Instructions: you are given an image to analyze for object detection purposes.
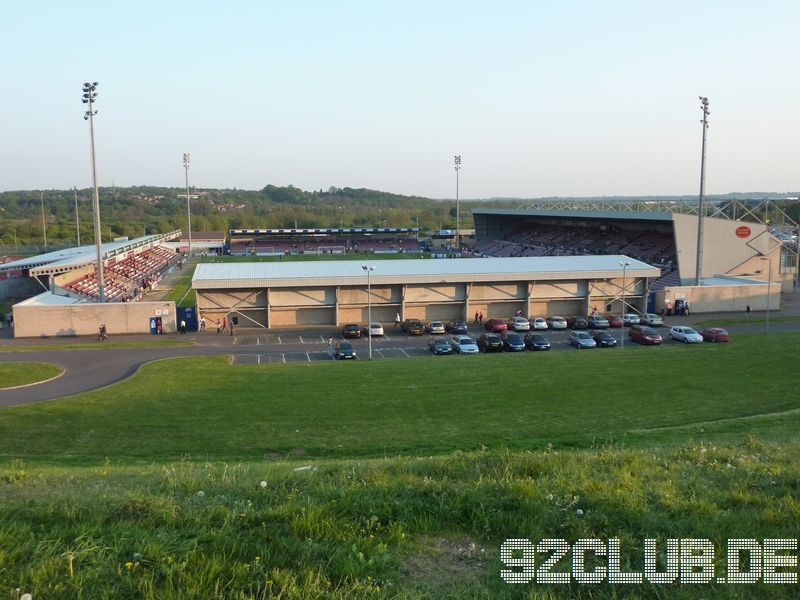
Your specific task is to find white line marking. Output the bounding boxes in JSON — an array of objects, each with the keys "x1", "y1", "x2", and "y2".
[
  {"x1": 376, "y1": 348, "x2": 384, "y2": 358},
  {"x1": 257, "y1": 354, "x2": 261, "y2": 364},
  {"x1": 306, "y1": 352, "x2": 311, "y2": 362},
  {"x1": 281, "y1": 353, "x2": 286, "y2": 363},
  {"x1": 299, "y1": 335, "x2": 304, "y2": 344},
  {"x1": 400, "y1": 348, "x2": 410, "y2": 357},
  {"x1": 277, "y1": 336, "x2": 282, "y2": 344},
  {"x1": 256, "y1": 337, "x2": 260, "y2": 345}
]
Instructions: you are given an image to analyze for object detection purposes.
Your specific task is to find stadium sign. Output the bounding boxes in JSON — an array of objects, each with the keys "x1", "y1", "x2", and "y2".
[{"x1": 735, "y1": 226, "x2": 751, "y2": 239}]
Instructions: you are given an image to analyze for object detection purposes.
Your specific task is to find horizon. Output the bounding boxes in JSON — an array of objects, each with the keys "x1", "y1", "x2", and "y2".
[{"x1": 2, "y1": 2, "x2": 798, "y2": 197}]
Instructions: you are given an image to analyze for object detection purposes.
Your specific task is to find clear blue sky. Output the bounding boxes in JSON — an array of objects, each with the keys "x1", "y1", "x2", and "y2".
[{"x1": 1, "y1": 1, "x2": 798, "y2": 198}]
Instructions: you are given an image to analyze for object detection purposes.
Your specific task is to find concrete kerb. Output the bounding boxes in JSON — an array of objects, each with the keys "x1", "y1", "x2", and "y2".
[{"x1": 0, "y1": 364, "x2": 66, "y2": 391}]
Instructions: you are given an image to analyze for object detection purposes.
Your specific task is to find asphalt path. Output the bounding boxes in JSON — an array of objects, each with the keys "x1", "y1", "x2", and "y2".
[{"x1": 1, "y1": 319, "x2": 798, "y2": 407}]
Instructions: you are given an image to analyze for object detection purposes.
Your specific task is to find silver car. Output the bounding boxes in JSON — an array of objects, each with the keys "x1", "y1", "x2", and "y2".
[
  {"x1": 642, "y1": 313, "x2": 664, "y2": 327},
  {"x1": 669, "y1": 326, "x2": 703, "y2": 344},
  {"x1": 568, "y1": 331, "x2": 597, "y2": 349},
  {"x1": 450, "y1": 335, "x2": 479, "y2": 354},
  {"x1": 546, "y1": 316, "x2": 568, "y2": 329}
]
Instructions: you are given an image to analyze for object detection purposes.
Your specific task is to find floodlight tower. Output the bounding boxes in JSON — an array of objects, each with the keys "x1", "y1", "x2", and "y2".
[
  {"x1": 40, "y1": 191, "x2": 48, "y2": 248},
  {"x1": 454, "y1": 155, "x2": 461, "y2": 251},
  {"x1": 82, "y1": 82, "x2": 105, "y2": 302},
  {"x1": 183, "y1": 153, "x2": 193, "y2": 257},
  {"x1": 74, "y1": 187, "x2": 81, "y2": 246},
  {"x1": 694, "y1": 96, "x2": 710, "y2": 286}
]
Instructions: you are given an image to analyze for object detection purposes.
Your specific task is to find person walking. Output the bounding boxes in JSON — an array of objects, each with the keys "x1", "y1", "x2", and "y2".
[
  {"x1": 394, "y1": 312, "x2": 401, "y2": 328},
  {"x1": 222, "y1": 316, "x2": 227, "y2": 332},
  {"x1": 180, "y1": 319, "x2": 187, "y2": 334},
  {"x1": 474, "y1": 312, "x2": 479, "y2": 325},
  {"x1": 746, "y1": 304, "x2": 751, "y2": 317},
  {"x1": 216, "y1": 319, "x2": 222, "y2": 334},
  {"x1": 684, "y1": 302, "x2": 690, "y2": 317},
  {"x1": 199, "y1": 317, "x2": 206, "y2": 332},
  {"x1": 229, "y1": 321, "x2": 235, "y2": 336},
  {"x1": 479, "y1": 312, "x2": 484, "y2": 325}
]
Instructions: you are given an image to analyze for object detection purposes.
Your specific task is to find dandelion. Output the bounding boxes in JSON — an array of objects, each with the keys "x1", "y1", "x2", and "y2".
[
  {"x1": 576, "y1": 509, "x2": 584, "y2": 516},
  {"x1": 196, "y1": 490, "x2": 205, "y2": 497},
  {"x1": 255, "y1": 556, "x2": 261, "y2": 562},
  {"x1": 260, "y1": 480, "x2": 268, "y2": 488},
  {"x1": 21, "y1": 595, "x2": 32, "y2": 600},
  {"x1": 125, "y1": 561, "x2": 134, "y2": 570}
]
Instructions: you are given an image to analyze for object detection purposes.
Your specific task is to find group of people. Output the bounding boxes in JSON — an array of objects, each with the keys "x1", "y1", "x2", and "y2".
[
  {"x1": 97, "y1": 324, "x2": 108, "y2": 341},
  {"x1": 473, "y1": 312, "x2": 485, "y2": 325},
  {"x1": 663, "y1": 301, "x2": 690, "y2": 317}
]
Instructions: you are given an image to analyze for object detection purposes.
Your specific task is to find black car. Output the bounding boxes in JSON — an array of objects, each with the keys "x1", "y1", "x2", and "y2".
[
  {"x1": 341, "y1": 324, "x2": 362, "y2": 339},
  {"x1": 590, "y1": 330, "x2": 618, "y2": 348},
  {"x1": 477, "y1": 333, "x2": 504, "y2": 353},
  {"x1": 428, "y1": 338, "x2": 453, "y2": 355},
  {"x1": 566, "y1": 316, "x2": 589, "y2": 329},
  {"x1": 333, "y1": 341, "x2": 357, "y2": 359},
  {"x1": 501, "y1": 331, "x2": 526, "y2": 352},
  {"x1": 524, "y1": 333, "x2": 551, "y2": 351},
  {"x1": 445, "y1": 320, "x2": 469, "y2": 334},
  {"x1": 401, "y1": 319, "x2": 425, "y2": 335}
]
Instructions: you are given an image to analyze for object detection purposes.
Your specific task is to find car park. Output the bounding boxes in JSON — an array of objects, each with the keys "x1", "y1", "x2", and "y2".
[
  {"x1": 477, "y1": 333, "x2": 504, "y2": 353},
  {"x1": 568, "y1": 331, "x2": 596, "y2": 349},
  {"x1": 501, "y1": 331, "x2": 526, "y2": 351},
  {"x1": 333, "y1": 340, "x2": 357, "y2": 359},
  {"x1": 445, "y1": 320, "x2": 469, "y2": 334},
  {"x1": 546, "y1": 316, "x2": 568, "y2": 329},
  {"x1": 401, "y1": 319, "x2": 425, "y2": 335},
  {"x1": 428, "y1": 338, "x2": 453, "y2": 355},
  {"x1": 668, "y1": 326, "x2": 704, "y2": 343},
  {"x1": 587, "y1": 315, "x2": 610, "y2": 329},
  {"x1": 642, "y1": 313, "x2": 664, "y2": 327},
  {"x1": 567, "y1": 316, "x2": 589, "y2": 330},
  {"x1": 484, "y1": 319, "x2": 508, "y2": 333},
  {"x1": 523, "y1": 333, "x2": 551, "y2": 351},
  {"x1": 590, "y1": 330, "x2": 618, "y2": 347},
  {"x1": 341, "y1": 323, "x2": 362, "y2": 339},
  {"x1": 604, "y1": 314, "x2": 623, "y2": 328},
  {"x1": 628, "y1": 325, "x2": 662, "y2": 345},
  {"x1": 451, "y1": 335, "x2": 479, "y2": 354},
  {"x1": 621, "y1": 314, "x2": 641, "y2": 326},
  {"x1": 530, "y1": 317, "x2": 549, "y2": 330},
  {"x1": 425, "y1": 321, "x2": 446, "y2": 334},
  {"x1": 507, "y1": 316, "x2": 531, "y2": 332},
  {"x1": 365, "y1": 322, "x2": 384, "y2": 337},
  {"x1": 700, "y1": 327, "x2": 730, "y2": 343}
]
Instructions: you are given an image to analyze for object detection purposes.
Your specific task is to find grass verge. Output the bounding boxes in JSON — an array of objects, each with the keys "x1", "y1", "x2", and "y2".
[
  {"x1": 0, "y1": 340, "x2": 193, "y2": 353},
  {"x1": 0, "y1": 362, "x2": 62, "y2": 388},
  {"x1": 692, "y1": 315, "x2": 800, "y2": 327}
]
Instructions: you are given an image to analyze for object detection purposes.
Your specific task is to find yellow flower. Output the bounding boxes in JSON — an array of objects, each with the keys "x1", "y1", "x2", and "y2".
[{"x1": 125, "y1": 561, "x2": 133, "y2": 570}]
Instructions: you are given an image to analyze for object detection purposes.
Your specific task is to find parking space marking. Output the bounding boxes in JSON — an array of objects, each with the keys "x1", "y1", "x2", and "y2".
[
  {"x1": 277, "y1": 336, "x2": 282, "y2": 344},
  {"x1": 400, "y1": 348, "x2": 410, "y2": 357},
  {"x1": 281, "y1": 353, "x2": 286, "y2": 363},
  {"x1": 299, "y1": 335, "x2": 304, "y2": 343},
  {"x1": 306, "y1": 352, "x2": 311, "y2": 362}
]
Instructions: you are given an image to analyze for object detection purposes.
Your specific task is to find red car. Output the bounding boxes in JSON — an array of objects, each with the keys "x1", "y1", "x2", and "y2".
[
  {"x1": 628, "y1": 325, "x2": 662, "y2": 345},
  {"x1": 484, "y1": 318, "x2": 508, "y2": 333},
  {"x1": 700, "y1": 327, "x2": 730, "y2": 342},
  {"x1": 604, "y1": 314, "x2": 623, "y2": 328}
]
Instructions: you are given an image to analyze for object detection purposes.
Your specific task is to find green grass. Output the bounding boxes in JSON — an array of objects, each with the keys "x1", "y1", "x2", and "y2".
[
  {"x1": 1, "y1": 332, "x2": 798, "y2": 598},
  {"x1": 692, "y1": 315, "x2": 800, "y2": 327},
  {"x1": 1, "y1": 332, "x2": 798, "y2": 463},
  {"x1": 0, "y1": 362, "x2": 62, "y2": 388},
  {"x1": 0, "y1": 340, "x2": 193, "y2": 353},
  {"x1": 163, "y1": 265, "x2": 197, "y2": 307}
]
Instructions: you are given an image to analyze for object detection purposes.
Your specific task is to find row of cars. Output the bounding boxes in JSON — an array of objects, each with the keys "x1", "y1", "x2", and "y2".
[{"x1": 430, "y1": 331, "x2": 553, "y2": 355}]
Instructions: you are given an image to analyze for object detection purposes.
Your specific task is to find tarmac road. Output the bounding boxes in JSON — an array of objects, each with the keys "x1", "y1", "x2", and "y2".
[{"x1": 1, "y1": 315, "x2": 799, "y2": 407}]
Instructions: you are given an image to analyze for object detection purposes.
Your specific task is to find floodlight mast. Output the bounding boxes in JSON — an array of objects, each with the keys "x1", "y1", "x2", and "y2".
[
  {"x1": 695, "y1": 96, "x2": 710, "y2": 286},
  {"x1": 183, "y1": 153, "x2": 193, "y2": 257},
  {"x1": 83, "y1": 81, "x2": 105, "y2": 302},
  {"x1": 454, "y1": 156, "x2": 461, "y2": 251}
]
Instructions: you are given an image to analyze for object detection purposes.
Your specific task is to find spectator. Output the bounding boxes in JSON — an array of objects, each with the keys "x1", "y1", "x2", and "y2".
[
  {"x1": 746, "y1": 304, "x2": 751, "y2": 317},
  {"x1": 180, "y1": 320, "x2": 187, "y2": 334}
]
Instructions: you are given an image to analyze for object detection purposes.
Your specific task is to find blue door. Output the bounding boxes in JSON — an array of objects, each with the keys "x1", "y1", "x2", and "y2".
[{"x1": 177, "y1": 307, "x2": 198, "y2": 332}]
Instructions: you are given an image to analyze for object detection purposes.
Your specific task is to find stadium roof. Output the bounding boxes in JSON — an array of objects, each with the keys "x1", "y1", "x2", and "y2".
[
  {"x1": 472, "y1": 208, "x2": 675, "y2": 222},
  {"x1": 0, "y1": 231, "x2": 180, "y2": 276},
  {"x1": 193, "y1": 256, "x2": 660, "y2": 290}
]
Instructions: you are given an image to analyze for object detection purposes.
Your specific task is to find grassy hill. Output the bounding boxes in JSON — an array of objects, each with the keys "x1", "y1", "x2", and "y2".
[{"x1": 1, "y1": 332, "x2": 798, "y2": 598}]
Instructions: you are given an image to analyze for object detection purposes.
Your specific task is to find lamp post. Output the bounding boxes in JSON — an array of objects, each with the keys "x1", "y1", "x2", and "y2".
[
  {"x1": 82, "y1": 81, "x2": 105, "y2": 302},
  {"x1": 695, "y1": 96, "x2": 710, "y2": 285},
  {"x1": 761, "y1": 257, "x2": 772, "y2": 332},
  {"x1": 619, "y1": 260, "x2": 630, "y2": 349},
  {"x1": 454, "y1": 155, "x2": 461, "y2": 251},
  {"x1": 40, "y1": 191, "x2": 48, "y2": 249},
  {"x1": 73, "y1": 187, "x2": 81, "y2": 246},
  {"x1": 183, "y1": 153, "x2": 193, "y2": 257},
  {"x1": 362, "y1": 265, "x2": 375, "y2": 360}
]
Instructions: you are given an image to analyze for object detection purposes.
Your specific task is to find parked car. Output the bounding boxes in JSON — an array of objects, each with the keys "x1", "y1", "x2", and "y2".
[
  {"x1": 477, "y1": 333, "x2": 504, "y2": 353},
  {"x1": 568, "y1": 331, "x2": 597, "y2": 349},
  {"x1": 333, "y1": 340, "x2": 357, "y2": 359},
  {"x1": 567, "y1": 316, "x2": 589, "y2": 330},
  {"x1": 700, "y1": 327, "x2": 730, "y2": 343},
  {"x1": 425, "y1": 321, "x2": 446, "y2": 334},
  {"x1": 621, "y1": 314, "x2": 641, "y2": 326},
  {"x1": 590, "y1": 330, "x2": 618, "y2": 348},
  {"x1": 484, "y1": 318, "x2": 508, "y2": 333},
  {"x1": 401, "y1": 319, "x2": 425, "y2": 335},
  {"x1": 501, "y1": 331, "x2": 526, "y2": 351},
  {"x1": 604, "y1": 314, "x2": 623, "y2": 328},
  {"x1": 445, "y1": 320, "x2": 469, "y2": 334},
  {"x1": 546, "y1": 316, "x2": 568, "y2": 329},
  {"x1": 451, "y1": 335, "x2": 479, "y2": 354},
  {"x1": 364, "y1": 322, "x2": 384, "y2": 337},
  {"x1": 669, "y1": 326, "x2": 704, "y2": 344},
  {"x1": 428, "y1": 338, "x2": 453, "y2": 355},
  {"x1": 341, "y1": 323, "x2": 362, "y2": 339},
  {"x1": 628, "y1": 325, "x2": 662, "y2": 345},
  {"x1": 507, "y1": 316, "x2": 531, "y2": 332},
  {"x1": 642, "y1": 313, "x2": 664, "y2": 327},
  {"x1": 588, "y1": 315, "x2": 610, "y2": 329},
  {"x1": 524, "y1": 333, "x2": 551, "y2": 351},
  {"x1": 530, "y1": 317, "x2": 549, "y2": 330}
]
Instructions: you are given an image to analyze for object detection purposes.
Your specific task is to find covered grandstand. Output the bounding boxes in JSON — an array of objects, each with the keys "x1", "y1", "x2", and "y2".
[{"x1": 229, "y1": 227, "x2": 420, "y2": 256}]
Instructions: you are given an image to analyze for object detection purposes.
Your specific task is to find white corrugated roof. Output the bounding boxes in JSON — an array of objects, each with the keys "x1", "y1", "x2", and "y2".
[{"x1": 193, "y1": 255, "x2": 659, "y2": 289}]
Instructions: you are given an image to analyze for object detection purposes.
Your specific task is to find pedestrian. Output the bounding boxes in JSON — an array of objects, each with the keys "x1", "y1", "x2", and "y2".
[
  {"x1": 394, "y1": 312, "x2": 401, "y2": 328},
  {"x1": 230, "y1": 321, "x2": 235, "y2": 336},
  {"x1": 216, "y1": 319, "x2": 222, "y2": 334},
  {"x1": 327, "y1": 338, "x2": 334, "y2": 358},
  {"x1": 180, "y1": 319, "x2": 187, "y2": 334},
  {"x1": 474, "y1": 312, "x2": 479, "y2": 325},
  {"x1": 684, "y1": 302, "x2": 690, "y2": 317},
  {"x1": 98, "y1": 324, "x2": 107, "y2": 341},
  {"x1": 746, "y1": 304, "x2": 751, "y2": 317},
  {"x1": 222, "y1": 316, "x2": 227, "y2": 332},
  {"x1": 199, "y1": 317, "x2": 206, "y2": 332},
  {"x1": 479, "y1": 312, "x2": 484, "y2": 325},
  {"x1": 591, "y1": 306, "x2": 598, "y2": 317}
]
